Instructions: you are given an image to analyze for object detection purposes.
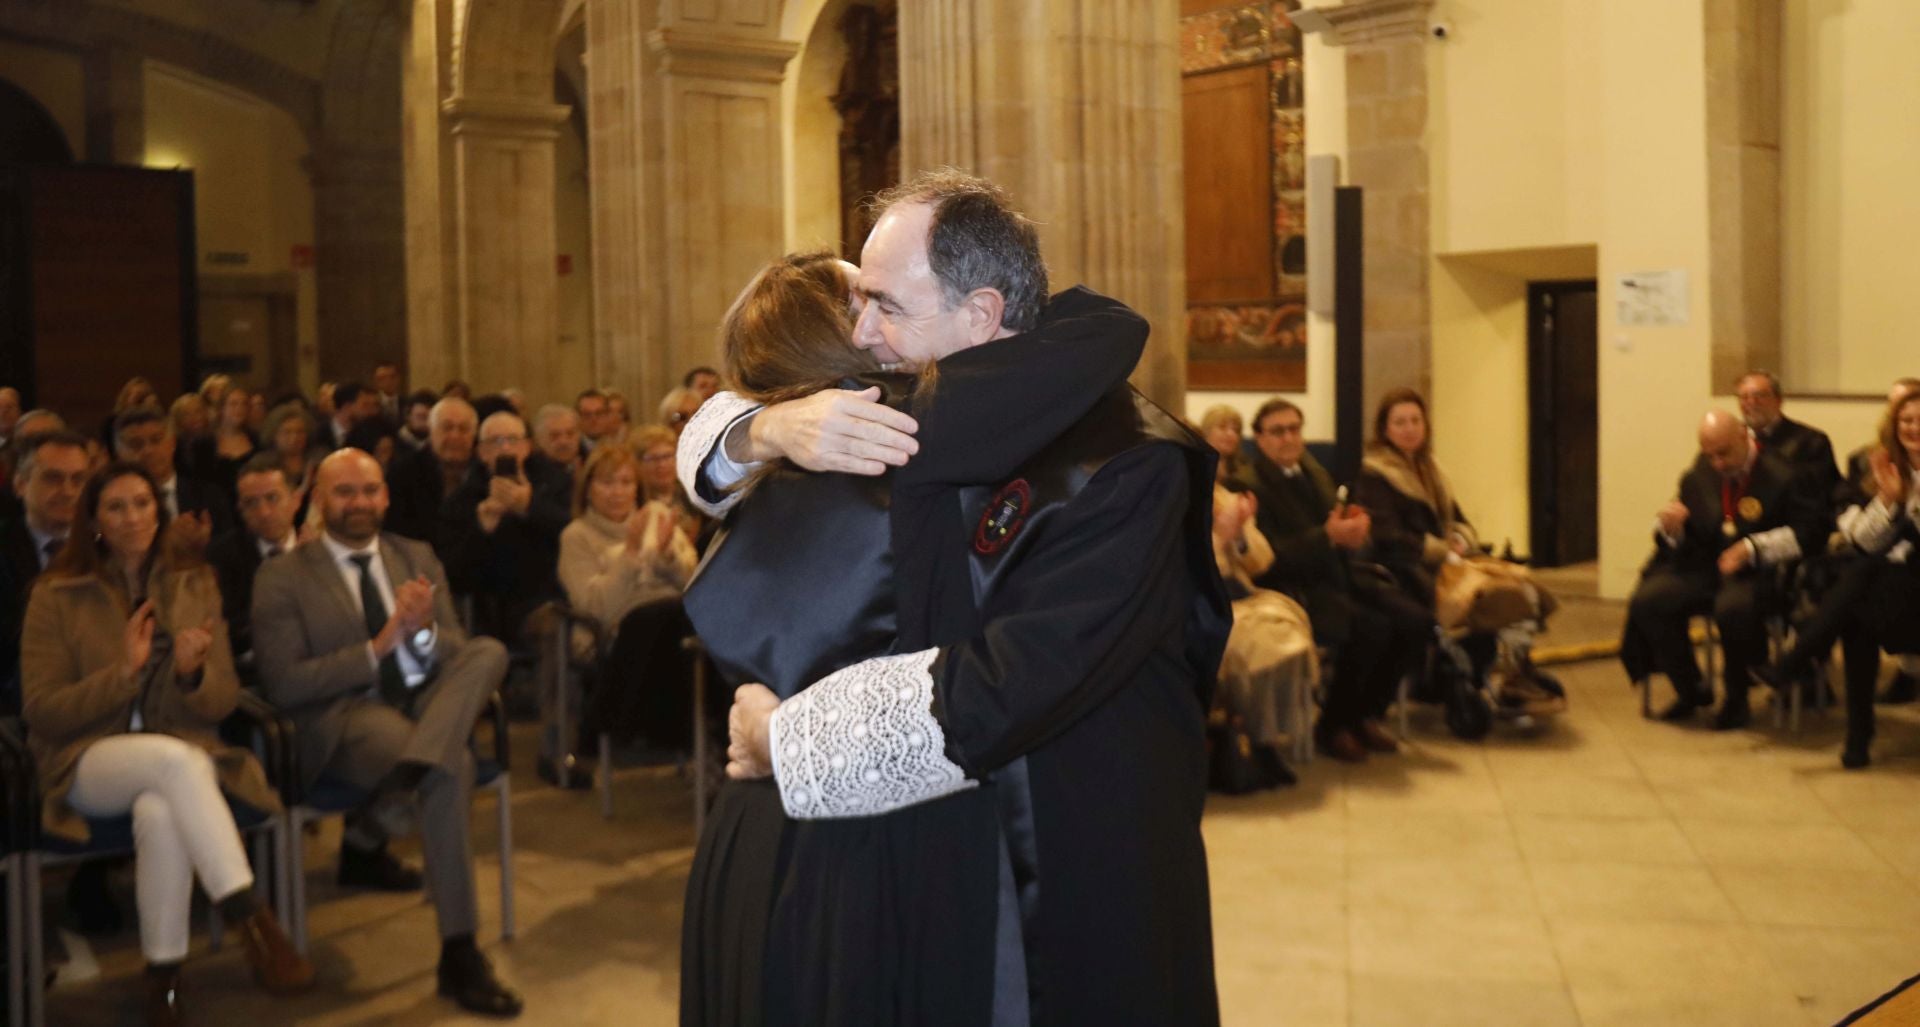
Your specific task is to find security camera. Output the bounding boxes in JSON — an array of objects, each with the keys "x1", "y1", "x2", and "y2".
[{"x1": 1431, "y1": 22, "x2": 1451, "y2": 40}]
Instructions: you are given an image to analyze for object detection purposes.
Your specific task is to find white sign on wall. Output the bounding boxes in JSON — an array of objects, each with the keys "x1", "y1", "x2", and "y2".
[{"x1": 1617, "y1": 269, "x2": 1689, "y2": 327}]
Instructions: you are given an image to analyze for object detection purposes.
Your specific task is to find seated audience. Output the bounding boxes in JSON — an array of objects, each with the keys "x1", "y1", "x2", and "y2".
[
  {"x1": 1211, "y1": 480, "x2": 1313, "y2": 782},
  {"x1": 575, "y1": 389, "x2": 616, "y2": 453},
  {"x1": 1845, "y1": 377, "x2": 1920, "y2": 500},
  {"x1": 2, "y1": 430, "x2": 89, "y2": 714},
  {"x1": 1238, "y1": 398, "x2": 1424, "y2": 761},
  {"x1": 247, "y1": 390, "x2": 268, "y2": 434},
  {"x1": 1738, "y1": 369, "x2": 1839, "y2": 495},
  {"x1": 1757, "y1": 389, "x2": 1920, "y2": 767},
  {"x1": 167, "y1": 393, "x2": 212, "y2": 476},
  {"x1": 372, "y1": 360, "x2": 404, "y2": 422},
  {"x1": 550, "y1": 444, "x2": 698, "y2": 783},
  {"x1": 114, "y1": 408, "x2": 232, "y2": 538},
  {"x1": 385, "y1": 397, "x2": 480, "y2": 546},
  {"x1": 190, "y1": 384, "x2": 259, "y2": 500},
  {"x1": 260, "y1": 402, "x2": 325, "y2": 527},
  {"x1": 441, "y1": 410, "x2": 570, "y2": 640},
  {"x1": 398, "y1": 389, "x2": 439, "y2": 452},
  {"x1": 252, "y1": 449, "x2": 521, "y2": 1016},
  {"x1": 605, "y1": 389, "x2": 633, "y2": 438},
  {"x1": 207, "y1": 454, "x2": 301, "y2": 672},
  {"x1": 0, "y1": 385, "x2": 19, "y2": 448},
  {"x1": 21, "y1": 462, "x2": 312, "y2": 1021},
  {"x1": 533, "y1": 404, "x2": 585, "y2": 479},
  {"x1": 441, "y1": 379, "x2": 473, "y2": 401},
  {"x1": 501, "y1": 388, "x2": 529, "y2": 416},
  {"x1": 684, "y1": 366, "x2": 720, "y2": 403},
  {"x1": 326, "y1": 381, "x2": 383, "y2": 451},
  {"x1": 345, "y1": 416, "x2": 400, "y2": 469},
  {"x1": 1621, "y1": 410, "x2": 1827, "y2": 728},
  {"x1": 659, "y1": 386, "x2": 702, "y2": 437},
  {"x1": 1199, "y1": 404, "x2": 1245, "y2": 483}
]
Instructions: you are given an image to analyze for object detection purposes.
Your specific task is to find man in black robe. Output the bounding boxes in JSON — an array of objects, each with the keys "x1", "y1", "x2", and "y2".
[
  {"x1": 1736, "y1": 370, "x2": 1838, "y2": 496},
  {"x1": 1621, "y1": 410, "x2": 1827, "y2": 728},
  {"x1": 684, "y1": 170, "x2": 1229, "y2": 1025}
]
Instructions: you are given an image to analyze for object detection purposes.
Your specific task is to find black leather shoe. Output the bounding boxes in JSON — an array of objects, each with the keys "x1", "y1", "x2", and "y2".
[
  {"x1": 438, "y1": 945, "x2": 523, "y2": 1018},
  {"x1": 337, "y1": 843, "x2": 423, "y2": 892},
  {"x1": 1842, "y1": 741, "x2": 1871, "y2": 770},
  {"x1": 1878, "y1": 672, "x2": 1919, "y2": 705},
  {"x1": 537, "y1": 755, "x2": 593, "y2": 791},
  {"x1": 1711, "y1": 704, "x2": 1752, "y2": 731},
  {"x1": 1657, "y1": 697, "x2": 1703, "y2": 722},
  {"x1": 145, "y1": 965, "x2": 185, "y2": 1027}
]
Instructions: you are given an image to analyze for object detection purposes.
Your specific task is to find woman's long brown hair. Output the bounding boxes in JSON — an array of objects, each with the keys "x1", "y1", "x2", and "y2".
[
  {"x1": 720, "y1": 251, "x2": 877, "y2": 405},
  {"x1": 1371, "y1": 386, "x2": 1433, "y2": 461}
]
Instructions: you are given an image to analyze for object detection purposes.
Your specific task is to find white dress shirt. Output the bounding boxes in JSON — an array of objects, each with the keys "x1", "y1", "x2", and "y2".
[{"x1": 320, "y1": 533, "x2": 437, "y2": 688}]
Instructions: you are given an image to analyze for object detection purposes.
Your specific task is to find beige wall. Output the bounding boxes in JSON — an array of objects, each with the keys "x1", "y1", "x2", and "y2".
[
  {"x1": 96, "y1": 0, "x2": 343, "y2": 80},
  {"x1": 143, "y1": 60, "x2": 317, "y2": 384},
  {"x1": 1781, "y1": 0, "x2": 1920, "y2": 394},
  {"x1": 0, "y1": 38, "x2": 86, "y2": 155}
]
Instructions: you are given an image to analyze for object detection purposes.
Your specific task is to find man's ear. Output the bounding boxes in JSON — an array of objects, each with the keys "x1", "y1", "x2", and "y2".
[{"x1": 961, "y1": 288, "x2": 1007, "y2": 346}]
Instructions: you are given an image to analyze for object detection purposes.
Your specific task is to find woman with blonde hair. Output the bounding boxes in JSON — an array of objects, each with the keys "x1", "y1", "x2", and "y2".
[
  {"x1": 1199, "y1": 404, "x2": 1246, "y2": 482},
  {"x1": 546, "y1": 442, "x2": 700, "y2": 782},
  {"x1": 1758, "y1": 387, "x2": 1920, "y2": 768},
  {"x1": 21, "y1": 463, "x2": 312, "y2": 1022}
]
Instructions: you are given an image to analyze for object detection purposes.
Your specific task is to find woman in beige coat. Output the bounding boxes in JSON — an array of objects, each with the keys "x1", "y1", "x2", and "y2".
[{"x1": 21, "y1": 462, "x2": 311, "y2": 1024}]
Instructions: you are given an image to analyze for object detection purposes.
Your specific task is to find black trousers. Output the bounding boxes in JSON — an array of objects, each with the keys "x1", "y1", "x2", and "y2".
[
  {"x1": 1315, "y1": 584, "x2": 1430, "y2": 733},
  {"x1": 1622, "y1": 566, "x2": 1766, "y2": 706},
  {"x1": 1782, "y1": 558, "x2": 1920, "y2": 745}
]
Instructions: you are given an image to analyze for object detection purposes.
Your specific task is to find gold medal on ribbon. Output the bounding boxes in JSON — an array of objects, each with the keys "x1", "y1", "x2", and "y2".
[
  {"x1": 1737, "y1": 496, "x2": 1762, "y2": 521},
  {"x1": 1722, "y1": 517, "x2": 1737, "y2": 538}
]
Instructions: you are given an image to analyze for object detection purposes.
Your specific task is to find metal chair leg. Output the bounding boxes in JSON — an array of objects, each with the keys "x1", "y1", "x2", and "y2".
[
  {"x1": 6, "y1": 855, "x2": 23, "y2": 1026},
  {"x1": 25, "y1": 853, "x2": 43, "y2": 1027},
  {"x1": 288, "y1": 809, "x2": 312, "y2": 958},
  {"x1": 553, "y1": 627, "x2": 572, "y2": 790},
  {"x1": 599, "y1": 733, "x2": 614, "y2": 821},
  {"x1": 496, "y1": 776, "x2": 514, "y2": 941}
]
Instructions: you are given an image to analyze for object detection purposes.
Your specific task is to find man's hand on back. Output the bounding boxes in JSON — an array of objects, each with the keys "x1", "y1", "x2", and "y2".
[{"x1": 736, "y1": 387, "x2": 920, "y2": 476}]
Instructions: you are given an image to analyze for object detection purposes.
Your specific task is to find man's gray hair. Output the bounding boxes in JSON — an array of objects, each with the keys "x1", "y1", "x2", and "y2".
[
  {"x1": 429, "y1": 396, "x2": 477, "y2": 432},
  {"x1": 533, "y1": 403, "x2": 576, "y2": 432},
  {"x1": 13, "y1": 429, "x2": 88, "y2": 483},
  {"x1": 871, "y1": 168, "x2": 1049, "y2": 334}
]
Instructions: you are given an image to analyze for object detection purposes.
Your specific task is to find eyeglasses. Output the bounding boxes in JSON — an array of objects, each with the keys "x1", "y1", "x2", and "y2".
[
  {"x1": 1258, "y1": 423, "x2": 1304, "y2": 437},
  {"x1": 480, "y1": 434, "x2": 527, "y2": 446}
]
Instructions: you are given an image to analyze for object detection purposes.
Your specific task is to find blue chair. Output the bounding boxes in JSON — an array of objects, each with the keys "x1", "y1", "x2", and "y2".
[
  {"x1": 0, "y1": 694, "x2": 294, "y2": 1027},
  {"x1": 282, "y1": 689, "x2": 514, "y2": 956}
]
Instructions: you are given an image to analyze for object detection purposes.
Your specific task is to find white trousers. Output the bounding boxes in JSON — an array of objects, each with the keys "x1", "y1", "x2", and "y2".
[{"x1": 65, "y1": 734, "x2": 255, "y2": 963}]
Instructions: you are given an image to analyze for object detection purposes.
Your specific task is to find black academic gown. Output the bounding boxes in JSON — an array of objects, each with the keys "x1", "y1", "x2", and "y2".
[
  {"x1": 679, "y1": 288, "x2": 1221, "y2": 1027},
  {"x1": 1758, "y1": 415, "x2": 1839, "y2": 496},
  {"x1": 0, "y1": 516, "x2": 48, "y2": 715}
]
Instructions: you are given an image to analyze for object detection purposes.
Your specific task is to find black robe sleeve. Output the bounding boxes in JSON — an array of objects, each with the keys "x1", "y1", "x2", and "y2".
[{"x1": 929, "y1": 444, "x2": 1197, "y2": 777}]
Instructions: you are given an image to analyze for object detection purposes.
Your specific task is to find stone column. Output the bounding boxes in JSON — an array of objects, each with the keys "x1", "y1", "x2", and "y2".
[
  {"x1": 899, "y1": 0, "x2": 1189, "y2": 411},
  {"x1": 444, "y1": 96, "x2": 571, "y2": 400},
  {"x1": 584, "y1": 0, "x2": 798, "y2": 409},
  {"x1": 313, "y1": 144, "x2": 406, "y2": 384},
  {"x1": 83, "y1": 45, "x2": 144, "y2": 163},
  {"x1": 1312, "y1": 0, "x2": 1436, "y2": 415},
  {"x1": 1704, "y1": 0, "x2": 1780, "y2": 388}
]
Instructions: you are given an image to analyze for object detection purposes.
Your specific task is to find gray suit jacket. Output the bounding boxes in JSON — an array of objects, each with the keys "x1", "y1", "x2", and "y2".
[{"x1": 252, "y1": 532, "x2": 470, "y2": 784}]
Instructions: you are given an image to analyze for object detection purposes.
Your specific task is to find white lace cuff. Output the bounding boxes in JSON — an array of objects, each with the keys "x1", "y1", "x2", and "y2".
[
  {"x1": 1748, "y1": 524, "x2": 1802, "y2": 566},
  {"x1": 767, "y1": 648, "x2": 976, "y2": 820},
  {"x1": 676, "y1": 391, "x2": 762, "y2": 518}
]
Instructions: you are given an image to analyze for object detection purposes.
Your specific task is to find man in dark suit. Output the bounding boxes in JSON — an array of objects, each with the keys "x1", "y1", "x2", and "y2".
[
  {"x1": 252, "y1": 448, "x2": 521, "y2": 1016},
  {"x1": 1622, "y1": 410, "x2": 1829, "y2": 728},
  {"x1": 386, "y1": 396, "x2": 480, "y2": 547},
  {"x1": 326, "y1": 381, "x2": 384, "y2": 452},
  {"x1": 113, "y1": 407, "x2": 233, "y2": 537},
  {"x1": 1, "y1": 429, "x2": 88, "y2": 714},
  {"x1": 438, "y1": 410, "x2": 569, "y2": 641},
  {"x1": 1237, "y1": 398, "x2": 1427, "y2": 761},
  {"x1": 209, "y1": 454, "x2": 299, "y2": 671},
  {"x1": 1737, "y1": 370, "x2": 1838, "y2": 496}
]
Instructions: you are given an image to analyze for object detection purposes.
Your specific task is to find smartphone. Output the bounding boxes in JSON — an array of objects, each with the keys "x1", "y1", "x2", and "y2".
[{"x1": 493, "y1": 455, "x2": 519, "y2": 479}]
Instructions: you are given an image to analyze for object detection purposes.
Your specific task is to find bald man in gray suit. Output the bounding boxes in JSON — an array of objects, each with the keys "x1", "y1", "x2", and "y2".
[{"x1": 252, "y1": 449, "x2": 523, "y2": 1017}]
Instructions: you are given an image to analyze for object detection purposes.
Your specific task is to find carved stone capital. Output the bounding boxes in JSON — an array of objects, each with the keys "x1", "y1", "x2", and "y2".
[
  {"x1": 441, "y1": 96, "x2": 572, "y2": 140},
  {"x1": 1300, "y1": 0, "x2": 1435, "y2": 47},
  {"x1": 646, "y1": 29, "x2": 801, "y2": 83}
]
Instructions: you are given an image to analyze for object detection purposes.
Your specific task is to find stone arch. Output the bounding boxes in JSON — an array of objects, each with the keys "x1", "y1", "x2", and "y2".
[
  {"x1": 0, "y1": 77, "x2": 75, "y2": 163},
  {"x1": 455, "y1": 0, "x2": 567, "y2": 100}
]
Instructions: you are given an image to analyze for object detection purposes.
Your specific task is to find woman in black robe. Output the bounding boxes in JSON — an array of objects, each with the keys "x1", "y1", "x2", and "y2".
[{"x1": 677, "y1": 252, "x2": 1148, "y2": 1026}]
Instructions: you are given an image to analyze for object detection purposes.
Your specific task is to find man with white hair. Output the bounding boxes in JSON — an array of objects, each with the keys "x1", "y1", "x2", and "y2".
[
  {"x1": 386, "y1": 397, "x2": 480, "y2": 545},
  {"x1": 1622, "y1": 409, "x2": 1828, "y2": 728},
  {"x1": 531, "y1": 404, "x2": 583, "y2": 477},
  {"x1": 439, "y1": 410, "x2": 569, "y2": 645}
]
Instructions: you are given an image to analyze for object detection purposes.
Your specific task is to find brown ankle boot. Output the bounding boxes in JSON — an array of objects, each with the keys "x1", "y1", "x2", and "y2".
[
  {"x1": 145, "y1": 965, "x2": 185, "y2": 1027},
  {"x1": 239, "y1": 906, "x2": 316, "y2": 995}
]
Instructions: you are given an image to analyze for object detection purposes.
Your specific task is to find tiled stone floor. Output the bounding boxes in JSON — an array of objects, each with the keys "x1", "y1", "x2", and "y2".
[{"x1": 36, "y1": 629, "x2": 1920, "y2": 1025}]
